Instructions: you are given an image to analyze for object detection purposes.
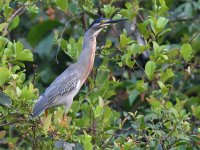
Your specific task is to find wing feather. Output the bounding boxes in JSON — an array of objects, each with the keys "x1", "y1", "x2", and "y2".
[{"x1": 33, "y1": 67, "x2": 80, "y2": 116}]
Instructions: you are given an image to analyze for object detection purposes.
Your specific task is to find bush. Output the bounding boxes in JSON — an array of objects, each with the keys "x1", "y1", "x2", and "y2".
[{"x1": 0, "y1": 0, "x2": 200, "y2": 149}]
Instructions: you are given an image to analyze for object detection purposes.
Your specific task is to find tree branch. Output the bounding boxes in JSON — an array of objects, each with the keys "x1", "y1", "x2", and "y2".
[{"x1": 3, "y1": 3, "x2": 26, "y2": 35}]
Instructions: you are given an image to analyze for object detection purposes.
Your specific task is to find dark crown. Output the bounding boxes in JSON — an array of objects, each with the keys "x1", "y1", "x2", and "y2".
[{"x1": 89, "y1": 18, "x2": 107, "y2": 28}]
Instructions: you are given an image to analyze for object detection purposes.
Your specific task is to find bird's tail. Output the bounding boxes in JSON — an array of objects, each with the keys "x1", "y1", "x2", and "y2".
[{"x1": 32, "y1": 95, "x2": 47, "y2": 117}]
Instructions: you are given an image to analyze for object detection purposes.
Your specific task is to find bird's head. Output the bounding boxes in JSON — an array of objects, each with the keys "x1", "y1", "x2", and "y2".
[{"x1": 87, "y1": 18, "x2": 127, "y2": 37}]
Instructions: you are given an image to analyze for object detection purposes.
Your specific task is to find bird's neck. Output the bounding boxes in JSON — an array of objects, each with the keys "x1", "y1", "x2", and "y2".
[{"x1": 77, "y1": 31, "x2": 97, "y2": 84}]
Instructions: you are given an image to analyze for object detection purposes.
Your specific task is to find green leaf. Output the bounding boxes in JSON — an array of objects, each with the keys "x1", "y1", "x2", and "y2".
[
  {"x1": 121, "y1": 54, "x2": 135, "y2": 68},
  {"x1": 16, "y1": 49, "x2": 33, "y2": 61},
  {"x1": 190, "y1": 135, "x2": 200, "y2": 142},
  {"x1": 120, "y1": 2, "x2": 137, "y2": 20},
  {"x1": 43, "y1": 114, "x2": 52, "y2": 131},
  {"x1": 95, "y1": 105, "x2": 103, "y2": 118},
  {"x1": 3, "y1": 5, "x2": 13, "y2": 19},
  {"x1": 0, "y1": 91, "x2": 12, "y2": 107},
  {"x1": 166, "y1": 101, "x2": 173, "y2": 109},
  {"x1": 158, "y1": 28, "x2": 171, "y2": 37},
  {"x1": 20, "y1": 85, "x2": 37, "y2": 100},
  {"x1": 11, "y1": 61, "x2": 25, "y2": 68},
  {"x1": 137, "y1": 21, "x2": 150, "y2": 39},
  {"x1": 0, "y1": 130, "x2": 6, "y2": 139},
  {"x1": 81, "y1": 0, "x2": 94, "y2": 12},
  {"x1": 184, "y1": 3, "x2": 193, "y2": 18},
  {"x1": 120, "y1": 33, "x2": 131, "y2": 47},
  {"x1": 157, "y1": 17, "x2": 168, "y2": 29},
  {"x1": 153, "y1": 41, "x2": 159, "y2": 57},
  {"x1": 173, "y1": 140, "x2": 191, "y2": 147},
  {"x1": 0, "y1": 36, "x2": 8, "y2": 50},
  {"x1": 0, "y1": 67, "x2": 10, "y2": 86},
  {"x1": 129, "y1": 89, "x2": 139, "y2": 106},
  {"x1": 145, "y1": 61, "x2": 156, "y2": 80},
  {"x1": 157, "y1": 81, "x2": 169, "y2": 95},
  {"x1": 130, "y1": 43, "x2": 141, "y2": 55},
  {"x1": 158, "y1": 0, "x2": 168, "y2": 15},
  {"x1": 136, "y1": 115, "x2": 146, "y2": 129},
  {"x1": 161, "y1": 69, "x2": 174, "y2": 83},
  {"x1": 60, "y1": 38, "x2": 68, "y2": 50},
  {"x1": 180, "y1": 43, "x2": 192, "y2": 62},
  {"x1": 13, "y1": 41, "x2": 33, "y2": 61},
  {"x1": 96, "y1": 68, "x2": 109, "y2": 85},
  {"x1": 147, "y1": 97, "x2": 162, "y2": 109},
  {"x1": 192, "y1": 105, "x2": 200, "y2": 119},
  {"x1": 112, "y1": 14, "x2": 123, "y2": 20},
  {"x1": 149, "y1": 17, "x2": 168, "y2": 35},
  {"x1": 64, "y1": 37, "x2": 83, "y2": 61},
  {"x1": 0, "y1": 23, "x2": 8, "y2": 32},
  {"x1": 136, "y1": 80, "x2": 148, "y2": 92},
  {"x1": 83, "y1": 131, "x2": 93, "y2": 150},
  {"x1": 26, "y1": 4, "x2": 39, "y2": 14},
  {"x1": 101, "y1": 4, "x2": 116, "y2": 18},
  {"x1": 56, "y1": 0, "x2": 68, "y2": 12},
  {"x1": 8, "y1": 15, "x2": 19, "y2": 31}
]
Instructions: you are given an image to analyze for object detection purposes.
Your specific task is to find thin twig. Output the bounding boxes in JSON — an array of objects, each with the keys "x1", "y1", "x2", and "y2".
[
  {"x1": 56, "y1": 16, "x2": 80, "y2": 64},
  {"x1": 81, "y1": 11, "x2": 87, "y2": 31},
  {"x1": 32, "y1": 64, "x2": 37, "y2": 85},
  {"x1": 135, "y1": 59, "x2": 145, "y2": 72},
  {"x1": 82, "y1": 127, "x2": 141, "y2": 148},
  {"x1": 188, "y1": 31, "x2": 200, "y2": 43},
  {"x1": 32, "y1": 123, "x2": 37, "y2": 149},
  {"x1": 166, "y1": 118, "x2": 182, "y2": 140},
  {"x1": 81, "y1": 127, "x2": 126, "y2": 138},
  {"x1": 0, "y1": 119, "x2": 26, "y2": 127},
  {"x1": 111, "y1": 25, "x2": 120, "y2": 40},
  {"x1": 3, "y1": 3, "x2": 26, "y2": 35},
  {"x1": 102, "y1": 129, "x2": 118, "y2": 148},
  {"x1": 170, "y1": 16, "x2": 200, "y2": 23}
]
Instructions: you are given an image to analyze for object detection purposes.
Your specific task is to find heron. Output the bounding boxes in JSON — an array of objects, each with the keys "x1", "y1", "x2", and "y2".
[{"x1": 33, "y1": 18, "x2": 127, "y2": 117}]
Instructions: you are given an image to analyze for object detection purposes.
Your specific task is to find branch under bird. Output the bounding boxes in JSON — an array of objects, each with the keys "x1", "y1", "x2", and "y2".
[{"x1": 32, "y1": 18, "x2": 127, "y2": 117}]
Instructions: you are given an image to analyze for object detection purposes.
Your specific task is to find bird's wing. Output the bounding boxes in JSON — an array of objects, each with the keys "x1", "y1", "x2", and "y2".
[
  {"x1": 45, "y1": 72, "x2": 80, "y2": 105},
  {"x1": 33, "y1": 67, "x2": 80, "y2": 116}
]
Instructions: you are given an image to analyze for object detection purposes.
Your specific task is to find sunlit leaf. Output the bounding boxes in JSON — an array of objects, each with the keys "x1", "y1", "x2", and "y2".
[
  {"x1": 43, "y1": 114, "x2": 52, "y2": 131},
  {"x1": 180, "y1": 43, "x2": 192, "y2": 62},
  {"x1": 136, "y1": 80, "x2": 148, "y2": 92},
  {"x1": 56, "y1": 0, "x2": 68, "y2": 12},
  {"x1": 9, "y1": 15, "x2": 19, "y2": 31},
  {"x1": 0, "y1": 130, "x2": 6, "y2": 139},
  {"x1": 16, "y1": 49, "x2": 33, "y2": 61},
  {"x1": 160, "y1": 69, "x2": 174, "y2": 83},
  {"x1": 0, "y1": 67, "x2": 10, "y2": 86},
  {"x1": 157, "y1": 17, "x2": 168, "y2": 29},
  {"x1": 147, "y1": 97, "x2": 162, "y2": 109},
  {"x1": 145, "y1": 61, "x2": 156, "y2": 80},
  {"x1": 82, "y1": 131, "x2": 93, "y2": 150},
  {"x1": 0, "y1": 23, "x2": 8, "y2": 32},
  {"x1": 192, "y1": 105, "x2": 200, "y2": 119}
]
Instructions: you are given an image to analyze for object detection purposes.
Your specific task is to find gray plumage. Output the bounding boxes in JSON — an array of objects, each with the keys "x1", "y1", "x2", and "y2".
[
  {"x1": 33, "y1": 66, "x2": 80, "y2": 116},
  {"x1": 33, "y1": 18, "x2": 127, "y2": 117}
]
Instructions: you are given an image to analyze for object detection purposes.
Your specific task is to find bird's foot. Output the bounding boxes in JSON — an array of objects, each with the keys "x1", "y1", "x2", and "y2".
[
  {"x1": 62, "y1": 113, "x2": 67, "y2": 121},
  {"x1": 60, "y1": 114, "x2": 71, "y2": 127}
]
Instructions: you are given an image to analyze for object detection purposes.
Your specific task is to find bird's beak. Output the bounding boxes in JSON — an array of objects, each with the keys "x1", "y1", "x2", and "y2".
[
  {"x1": 105, "y1": 18, "x2": 128, "y2": 24},
  {"x1": 99, "y1": 18, "x2": 127, "y2": 28}
]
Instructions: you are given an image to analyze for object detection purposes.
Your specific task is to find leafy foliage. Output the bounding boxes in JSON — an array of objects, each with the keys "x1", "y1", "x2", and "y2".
[{"x1": 0, "y1": 0, "x2": 200, "y2": 149}]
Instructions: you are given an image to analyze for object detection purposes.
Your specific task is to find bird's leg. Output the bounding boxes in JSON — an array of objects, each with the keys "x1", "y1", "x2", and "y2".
[{"x1": 62, "y1": 104, "x2": 68, "y2": 121}]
